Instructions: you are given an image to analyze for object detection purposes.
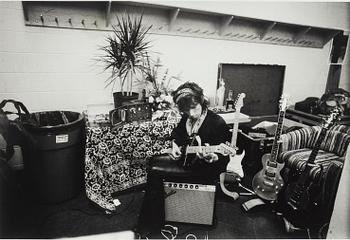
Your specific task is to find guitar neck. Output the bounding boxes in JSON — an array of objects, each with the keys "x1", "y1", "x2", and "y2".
[
  {"x1": 308, "y1": 127, "x2": 328, "y2": 165},
  {"x1": 296, "y1": 127, "x2": 328, "y2": 184},
  {"x1": 230, "y1": 113, "x2": 240, "y2": 147},
  {"x1": 186, "y1": 145, "x2": 220, "y2": 154},
  {"x1": 270, "y1": 110, "x2": 286, "y2": 161}
]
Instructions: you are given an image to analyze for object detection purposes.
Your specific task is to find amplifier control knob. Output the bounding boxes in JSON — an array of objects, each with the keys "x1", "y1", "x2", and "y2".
[
  {"x1": 179, "y1": 184, "x2": 183, "y2": 188},
  {"x1": 174, "y1": 184, "x2": 177, "y2": 187},
  {"x1": 195, "y1": 185, "x2": 199, "y2": 189},
  {"x1": 190, "y1": 185, "x2": 193, "y2": 189},
  {"x1": 184, "y1": 184, "x2": 188, "y2": 188}
]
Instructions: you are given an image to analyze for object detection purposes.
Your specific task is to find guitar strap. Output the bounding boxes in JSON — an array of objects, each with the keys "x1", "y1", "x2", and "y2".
[
  {"x1": 185, "y1": 109, "x2": 207, "y2": 136},
  {"x1": 219, "y1": 172, "x2": 239, "y2": 200},
  {"x1": 194, "y1": 135, "x2": 201, "y2": 147},
  {"x1": 182, "y1": 135, "x2": 202, "y2": 167}
]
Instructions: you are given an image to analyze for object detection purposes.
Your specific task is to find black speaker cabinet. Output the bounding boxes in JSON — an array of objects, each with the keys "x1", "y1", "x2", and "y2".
[
  {"x1": 237, "y1": 131, "x2": 274, "y2": 175},
  {"x1": 237, "y1": 115, "x2": 290, "y2": 175},
  {"x1": 163, "y1": 181, "x2": 216, "y2": 225},
  {"x1": 237, "y1": 115, "x2": 277, "y2": 175}
]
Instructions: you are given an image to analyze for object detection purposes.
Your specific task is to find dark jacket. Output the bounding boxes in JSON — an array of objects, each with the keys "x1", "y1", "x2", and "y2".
[{"x1": 171, "y1": 110, "x2": 231, "y2": 174}]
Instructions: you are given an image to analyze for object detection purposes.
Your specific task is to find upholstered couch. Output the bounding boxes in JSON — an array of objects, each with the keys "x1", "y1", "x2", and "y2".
[{"x1": 279, "y1": 124, "x2": 350, "y2": 181}]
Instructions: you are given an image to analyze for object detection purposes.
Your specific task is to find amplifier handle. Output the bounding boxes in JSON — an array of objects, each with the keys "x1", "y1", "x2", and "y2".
[
  {"x1": 110, "y1": 107, "x2": 126, "y2": 125},
  {"x1": 120, "y1": 109, "x2": 126, "y2": 122}
]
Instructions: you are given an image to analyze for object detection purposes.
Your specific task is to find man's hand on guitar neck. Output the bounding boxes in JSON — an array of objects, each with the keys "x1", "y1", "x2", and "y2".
[
  {"x1": 169, "y1": 141, "x2": 219, "y2": 163},
  {"x1": 197, "y1": 143, "x2": 219, "y2": 163}
]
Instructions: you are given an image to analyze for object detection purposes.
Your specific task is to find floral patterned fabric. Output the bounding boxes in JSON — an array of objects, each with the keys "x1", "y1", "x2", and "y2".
[{"x1": 85, "y1": 119, "x2": 177, "y2": 212}]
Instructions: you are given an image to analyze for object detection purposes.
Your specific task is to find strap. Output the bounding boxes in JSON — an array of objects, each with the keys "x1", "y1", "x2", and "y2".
[
  {"x1": 219, "y1": 172, "x2": 239, "y2": 200},
  {"x1": 0, "y1": 99, "x2": 30, "y2": 117}
]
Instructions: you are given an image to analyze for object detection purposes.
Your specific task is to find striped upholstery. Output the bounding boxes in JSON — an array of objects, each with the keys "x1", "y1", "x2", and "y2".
[{"x1": 279, "y1": 125, "x2": 350, "y2": 181}]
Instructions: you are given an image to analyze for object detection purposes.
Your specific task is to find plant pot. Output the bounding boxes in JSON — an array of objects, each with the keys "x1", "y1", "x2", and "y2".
[{"x1": 113, "y1": 92, "x2": 139, "y2": 108}]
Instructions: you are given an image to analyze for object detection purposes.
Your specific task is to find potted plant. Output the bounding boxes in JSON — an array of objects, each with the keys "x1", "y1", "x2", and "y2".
[{"x1": 98, "y1": 13, "x2": 152, "y2": 107}]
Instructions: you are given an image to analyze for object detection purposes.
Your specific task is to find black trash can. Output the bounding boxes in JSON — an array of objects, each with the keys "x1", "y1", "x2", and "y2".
[{"x1": 22, "y1": 111, "x2": 85, "y2": 204}]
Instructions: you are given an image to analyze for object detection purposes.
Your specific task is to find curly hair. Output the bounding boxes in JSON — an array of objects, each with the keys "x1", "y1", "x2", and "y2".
[{"x1": 172, "y1": 82, "x2": 209, "y2": 113}]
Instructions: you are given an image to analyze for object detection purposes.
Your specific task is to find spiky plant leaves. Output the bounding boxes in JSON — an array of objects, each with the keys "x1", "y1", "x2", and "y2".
[{"x1": 98, "y1": 13, "x2": 152, "y2": 94}]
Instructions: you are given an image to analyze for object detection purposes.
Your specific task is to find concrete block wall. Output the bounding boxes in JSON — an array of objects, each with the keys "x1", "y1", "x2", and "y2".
[{"x1": 0, "y1": 1, "x2": 349, "y2": 113}]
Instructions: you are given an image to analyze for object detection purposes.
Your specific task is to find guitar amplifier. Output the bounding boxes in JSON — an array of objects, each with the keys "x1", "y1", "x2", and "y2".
[
  {"x1": 109, "y1": 102, "x2": 152, "y2": 125},
  {"x1": 163, "y1": 181, "x2": 216, "y2": 225}
]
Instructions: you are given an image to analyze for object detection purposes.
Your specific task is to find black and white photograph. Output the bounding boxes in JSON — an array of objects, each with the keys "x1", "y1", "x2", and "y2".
[{"x1": 0, "y1": 1, "x2": 349, "y2": 239}]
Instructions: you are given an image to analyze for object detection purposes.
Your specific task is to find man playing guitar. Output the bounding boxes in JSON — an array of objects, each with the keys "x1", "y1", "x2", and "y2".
[{"x1": 136, "y1": 82, "x2": 234, "y2": 238}]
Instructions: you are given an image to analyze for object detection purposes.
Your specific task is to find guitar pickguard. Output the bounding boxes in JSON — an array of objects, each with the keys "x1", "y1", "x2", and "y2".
[{"x1": 226, "y1": 150, "x2": 245, "y2": 178}]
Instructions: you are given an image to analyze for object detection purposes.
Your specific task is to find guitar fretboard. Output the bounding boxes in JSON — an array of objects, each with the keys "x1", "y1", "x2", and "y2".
[
  {"x1": 231, "y1": 115, "x2": 239, "y2": 147},
  {"x1": 230, "y1": 93, "x2": 245, "y2": 148},
  {"x1": 270, "y1": 109, "x2": 286, "y2": 161},
  {"x1": 295, "y1": 127, "x2": 328, "y2": 184},
  {"x1": 161, "y1": 145, "x2": 227, "y2": 155},
  {"x1": 308, "y1": 128, "x2": 328, "y2": 164},
  {"x1": 185, "y1": 146, "x2": 219, "y2": 154}
]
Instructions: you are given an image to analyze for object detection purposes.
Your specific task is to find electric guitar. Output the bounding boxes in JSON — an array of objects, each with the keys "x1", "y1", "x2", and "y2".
[
  {"x1": 226, "y1": 93, "x2": 246, "y2": 178},
  {"x1": 251, "y1": 95, "x2": 288, "y2": 201},
  {"x1": 161, "y1": 143, "x2": 236, "y2": 156},
  {"x1": 283, "y1": 107, "x2": 342, "y2": 218},
  {"x1": 220, "y1": 93, "x2": 246, "y2": 200}
]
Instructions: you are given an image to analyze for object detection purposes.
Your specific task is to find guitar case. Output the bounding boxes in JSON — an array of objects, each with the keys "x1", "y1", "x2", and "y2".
[{"x1": 294, "y1": 97, "x2": 320, "y2": 114}]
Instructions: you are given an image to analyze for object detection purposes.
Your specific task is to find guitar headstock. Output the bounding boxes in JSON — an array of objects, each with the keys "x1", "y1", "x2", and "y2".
[
  {"x1": 322, "y1": 106, "x2": 343, "y2": 129},
  {"x1": 219, "y1": 143, "x2": 236, "y2": 156},
  {"x1": 279, "y1": 94, "x2": 290, "y2": 111},
  {"x1": 234, "y1": 93, "x2": 246, "y2": 113}
]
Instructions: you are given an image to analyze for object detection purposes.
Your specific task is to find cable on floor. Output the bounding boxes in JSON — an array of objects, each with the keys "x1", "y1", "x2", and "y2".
[
  {"x1": 161, "y1": 224, "x2": 178, "y2": 240},
  {"x1": 238, "y1": 183, "x2": 256, "y2": 196}
]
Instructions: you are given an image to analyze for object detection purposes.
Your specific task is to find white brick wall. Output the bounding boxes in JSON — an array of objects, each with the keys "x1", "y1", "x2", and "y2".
[{"x1": 0, "y1": 1, "x2": 349, "y2": 113}]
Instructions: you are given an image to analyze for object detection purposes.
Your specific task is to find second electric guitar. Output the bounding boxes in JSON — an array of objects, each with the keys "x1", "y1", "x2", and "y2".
[
  {"x1": 226, "y1": 93, "x2": 246, "y2": 178},
  {"x1": 251, "y1": 95, "x2": 288, "y2": 201},
  {"x1": 220, "y1": 93, "x2": 246, "y2": 200}
]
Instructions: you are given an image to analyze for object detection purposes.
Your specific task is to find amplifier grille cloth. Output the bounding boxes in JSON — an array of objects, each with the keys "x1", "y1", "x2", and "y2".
[{"x1": 164, "y1": 182, "x2": 215, "y2": 225}]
